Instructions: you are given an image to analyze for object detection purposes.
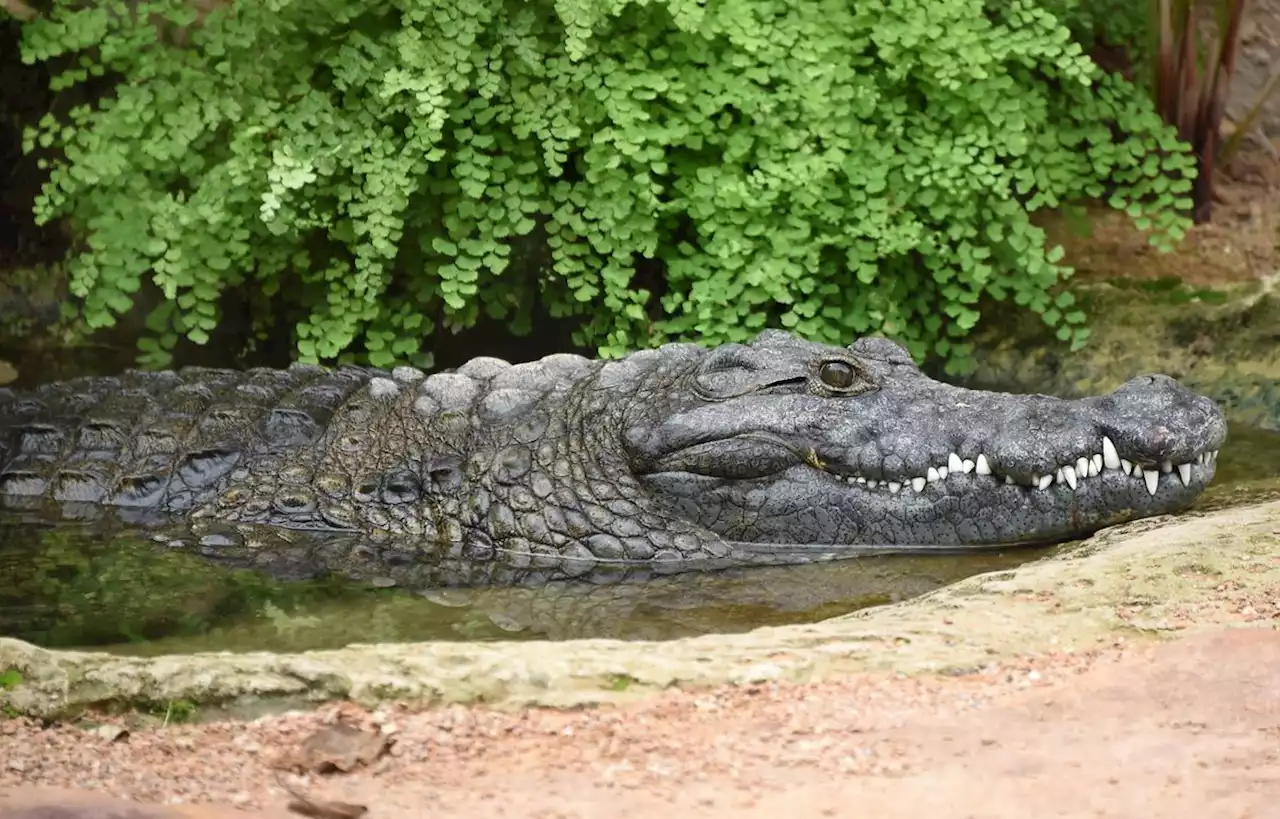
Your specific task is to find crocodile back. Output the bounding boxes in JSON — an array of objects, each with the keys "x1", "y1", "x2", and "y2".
[{"x1": 0, "y1": 365, "x2": 374, "y2": 521}]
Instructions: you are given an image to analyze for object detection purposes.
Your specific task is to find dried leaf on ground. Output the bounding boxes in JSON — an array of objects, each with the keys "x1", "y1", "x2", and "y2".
[{"x1": 271, "y1": 723, "x2": 394, "y2": 775}]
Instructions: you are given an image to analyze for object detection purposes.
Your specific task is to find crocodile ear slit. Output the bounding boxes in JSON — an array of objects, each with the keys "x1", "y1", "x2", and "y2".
[
  {"x1": 692, "y1": 345, "x2": 805, "y2": 400},
  {"x1": 696, "y1": 344, "x2": 762, "y2": 375}
]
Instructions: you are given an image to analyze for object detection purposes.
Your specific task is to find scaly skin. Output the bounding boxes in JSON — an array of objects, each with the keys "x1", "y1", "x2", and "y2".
[{"x1": 0, "y1": 330, "x2": 1228, "y2": 587}]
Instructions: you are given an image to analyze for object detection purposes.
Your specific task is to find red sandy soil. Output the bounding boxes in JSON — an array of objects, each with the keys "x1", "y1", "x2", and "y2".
[{"x1": 2, "y1": 626, "x2": 1278, "y2": 819}]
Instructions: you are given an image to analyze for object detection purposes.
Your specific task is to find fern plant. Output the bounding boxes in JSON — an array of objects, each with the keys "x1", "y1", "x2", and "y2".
[{"x1": 18, "y1": 0, "x2": 1196, "y2": 372}]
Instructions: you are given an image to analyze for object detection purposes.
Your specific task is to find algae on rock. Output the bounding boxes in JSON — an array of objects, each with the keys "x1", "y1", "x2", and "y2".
[{"x1": 955, "y1": 282, "x2": 1280, "y2": 430}]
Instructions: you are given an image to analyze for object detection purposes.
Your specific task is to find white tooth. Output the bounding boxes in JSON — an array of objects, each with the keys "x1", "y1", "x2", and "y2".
[
  {"x1": 938, "y1": 466, "x2": 949, "y2": 479},
  {"x1": 1063, "y1": 465, "x2": 1078, "y2": 489},
  {"x1": 888, "y1": 481, "x2": 902, "y2": 494},
  {"x1": 1055, "y1": 467, "x2": 1065, "y2": 484},
  {"x1": 927, "y1": 467, "x2": 940, "y2": 483},
  {"x1": 1087, "y1": 458, "x2": 1100, "y2": 478},
  {"x1": 911, "y1": 477, "x2": 926, "y2": 492},
  {"x1": 962, "y1": 458, "x2": 975, "y2": 474},
  {"x1": 1160, "y1": 460, "x2": 1173, "y2": 474},
  {"x1": 1005, "y1": 475, "x2": 1015, "y2": 485},
  {"x1": 1120, "y1": 458, "x2": 1133, "y2": 475},
  {"x1": 975, "y1": 454, "x2": 992, "y2": 475},
  {"x1": 1196, "y1": 453, "x2": 1205, "y2": 466},
  {"x1": 856, "y1": 476, "x2": 867, "y2": 483},
  {"x1": 1211, "y1": 449, "x2": 1219, "y2": 462},
  {"x1": 1075, "y1": 457, "x2": 1089, "y2": 478},
  {"x1": 1102, "y1": 436, "x2": 1120, "y2": 470},
  {"x1": 1037, "y1": 474, "x2": 1053, "y2": 490},
  {"x1": 867, "y1": 479, "x2": 878, "y2": 489},
  {"x1": 1177, "y1": 463, "x2": 1191, "y2": 486},
  {"x1": 948, "y1": 453, "x2": 964, "y2": 473},
  {"x1": 1143, "y1": 469, "x2": 1159, "y2": 496}
]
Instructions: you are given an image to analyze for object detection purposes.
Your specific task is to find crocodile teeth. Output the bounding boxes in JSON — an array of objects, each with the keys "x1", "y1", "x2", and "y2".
[
  {"x1": 836, "y1": 442, "x2": 1214, "y2": 496},
  {"x1": 1102, "y1": 436, "x2": 1121, "y2": 470}
]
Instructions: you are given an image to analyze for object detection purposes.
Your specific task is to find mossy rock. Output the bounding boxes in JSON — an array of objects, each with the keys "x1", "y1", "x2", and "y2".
[{"x1": 949, "y1": 281, "x2": 1280, "y2": 430}]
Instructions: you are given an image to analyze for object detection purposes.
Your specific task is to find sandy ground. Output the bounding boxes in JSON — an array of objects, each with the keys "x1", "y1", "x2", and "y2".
[{"x1": 2, "y1": 625, "x2": 1278, "y2": 819}]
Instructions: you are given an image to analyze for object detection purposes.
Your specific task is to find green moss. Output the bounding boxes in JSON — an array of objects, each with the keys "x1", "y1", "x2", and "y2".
[
  {"x1": 606, "y1": 674, "x2": 637, "y2": 692},
  {"x1": 133, "y1": 698, "x2": 200, "y2": 725}
]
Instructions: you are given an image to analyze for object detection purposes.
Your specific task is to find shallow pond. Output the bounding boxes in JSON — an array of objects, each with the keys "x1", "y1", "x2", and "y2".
[{"x1": 2, "y1": 424, "x2": 1278, "y2": 655}]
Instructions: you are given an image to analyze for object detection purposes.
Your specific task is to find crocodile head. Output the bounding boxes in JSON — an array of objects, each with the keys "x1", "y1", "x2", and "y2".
[{"x1": 622, "y1": 330, "x2": 1227, "y2": 556}]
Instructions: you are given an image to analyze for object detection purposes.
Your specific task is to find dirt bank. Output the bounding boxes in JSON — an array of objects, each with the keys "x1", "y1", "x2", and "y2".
[{"x1": 2, "y1": 624, "x2": 1278, "y2": 819}]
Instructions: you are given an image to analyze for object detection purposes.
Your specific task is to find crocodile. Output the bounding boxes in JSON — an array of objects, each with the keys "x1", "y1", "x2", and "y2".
[{"x1": 0, "y1": 330, "x2": 1227, "y2": 587}]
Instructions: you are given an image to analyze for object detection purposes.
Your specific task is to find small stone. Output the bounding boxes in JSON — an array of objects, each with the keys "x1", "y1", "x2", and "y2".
[
  {"x1": 92, "y1": 724, "x2": 129, "y2": 742},
  {"x1": 730, "y1": 663, "x2": 784, "y2": 684}
]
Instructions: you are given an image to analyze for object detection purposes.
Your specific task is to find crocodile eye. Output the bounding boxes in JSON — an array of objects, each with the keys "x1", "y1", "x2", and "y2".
[{"x1": 818, "y1": 361, "x2": 857, "y2": 390}]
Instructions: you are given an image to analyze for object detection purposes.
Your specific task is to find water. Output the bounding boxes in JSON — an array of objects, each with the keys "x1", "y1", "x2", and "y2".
[
  {"x1": 2, "y1": 423, "x2": 1277, "y2": 654},
  {"x1": 0, "y1": 518, "x2": 1050, "y2": 652},
  {"x1": 4, "y1": 320, "x2": 1280, "y2": 653}
]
